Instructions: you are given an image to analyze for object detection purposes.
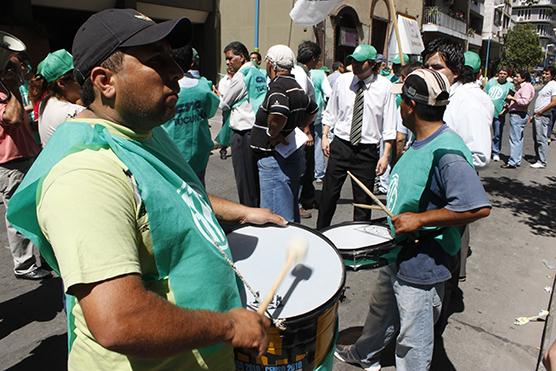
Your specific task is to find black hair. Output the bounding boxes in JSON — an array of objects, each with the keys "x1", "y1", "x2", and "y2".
[
  {"x1": 544, "y1": 66, "x2": 556, "y2": 79},
  {"x1": 497, "y1": 64, "x2": 509, "y2": 73},
  {"x1": 422, "y1": 38, "x2": 464, "y2": 78},
  {"x1": 400, "y1": 62, "x2": 422, "y2": 80},
  {"x1": 80, "y1": 51, "x2": 125, "y2": 107},
  {"x1": 224, "y1": 41, "x2": 249, "y2": 60},
  {"x1": 458, "y1": 66, "x2": 479, "y2": 84},
  {"x1": 515, "y1": 70, "x2": 531, "y2": 82},
  {"x1": 172, "y1": 45, "x2": 194, "y2": 71},
  {"x1": 297, "y1": 41, "x2": 321, "y2": 64},
  {"x1": 250, "y1": 51, "x2": 262, "y2": 62},
  {"x1": 402, "y1": 94, "x2": 446, "y2": 122},
  {"x1": 332, "y1": 61, "x2": 343, "y2": 71}
]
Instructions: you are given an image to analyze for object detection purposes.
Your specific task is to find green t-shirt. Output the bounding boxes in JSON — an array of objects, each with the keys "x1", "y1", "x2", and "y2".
[{"x1": 485, "y1": 78, "x2": 514, "y2": 118}]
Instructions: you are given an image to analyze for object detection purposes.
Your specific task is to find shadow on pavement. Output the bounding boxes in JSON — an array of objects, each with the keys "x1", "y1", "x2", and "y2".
[
  {"x1": 0, "y1": 277, "x2": 64, "y2": 339},
  {"x1": 482, "y1": 176, "x2": 556, "y2": 238},
  {"x1": 7, "y1": 333, "x2": 67, "y2": 371}
]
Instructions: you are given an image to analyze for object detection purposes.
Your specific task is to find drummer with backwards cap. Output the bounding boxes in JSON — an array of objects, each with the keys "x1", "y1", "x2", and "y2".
[
  {"x1": 7, "y1": 8, "x2": 288, "y2": 371},
  {"x1": 334, "y1": 69, "x2": 491, "y2": 370}
]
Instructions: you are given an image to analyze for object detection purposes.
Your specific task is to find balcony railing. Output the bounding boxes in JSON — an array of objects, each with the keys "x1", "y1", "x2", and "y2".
[{"x1": 423, "y1": 7, "x2": 467, "y2": 35}]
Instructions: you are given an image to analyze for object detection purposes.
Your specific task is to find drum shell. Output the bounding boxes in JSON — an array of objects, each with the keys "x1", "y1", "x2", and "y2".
[{"x1": 228, "y1": 223, "x2": 345, "y2": 371}]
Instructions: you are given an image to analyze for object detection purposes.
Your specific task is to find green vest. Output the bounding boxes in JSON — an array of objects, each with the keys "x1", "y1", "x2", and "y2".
[
  {"x1": 310, "y1": 69, "x2": 327, "y2": 108},
  {"x1": 485, "y1": 78, "x2": 514, "y2": 118},
  {"x1": 386, "y1": 128, "x2": 474, "y2": 258},
  {"x1": 7, "y1": 121, "x2": 241, "y2": 355},
  {"x1": 238, "y1": 63, "x2": 267, "y2": 112},
  {"x1": 162, "y1": 76, "x2": 219, "y2": 174}
]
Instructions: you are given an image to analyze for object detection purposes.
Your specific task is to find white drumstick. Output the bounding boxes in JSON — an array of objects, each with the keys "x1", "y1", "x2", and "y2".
[{"x1": 257, "y1": 238, "x2": 308, "y2": 315}]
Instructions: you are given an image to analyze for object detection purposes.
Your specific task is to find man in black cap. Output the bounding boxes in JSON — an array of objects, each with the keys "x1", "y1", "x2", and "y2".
[{"x1": 7, "y1": 9, "x2": 285, "y2": 370}]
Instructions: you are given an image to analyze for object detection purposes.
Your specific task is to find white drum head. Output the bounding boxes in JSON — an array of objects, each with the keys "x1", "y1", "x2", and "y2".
[
  {"x1": 322, "y1": 223, "x2": 392, "y2": 250},
  {"x1": 227, "y1": 224, "x2": 344, "y2": 319}
]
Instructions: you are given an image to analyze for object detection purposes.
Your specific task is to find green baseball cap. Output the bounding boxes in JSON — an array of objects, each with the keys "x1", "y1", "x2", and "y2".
[
  {"x1": 38, "y1": 49, "x2": 74, "y2": 83},
  {"x1": 392, "y1": 53, "x2": 409, "y2": 65},
  {"x1": 464, "y1": 51, "x2": 481, "y2": 73},
  {"x1": 347, "y1": 44, "x2": 377, "y2": 63}
]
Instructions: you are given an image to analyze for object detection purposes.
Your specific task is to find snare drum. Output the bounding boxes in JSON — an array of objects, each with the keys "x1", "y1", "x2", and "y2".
[
  {"x1": 321, "y1": 221, "x2": 396, "y2": 271},
  {"x1": 227, "y1": 223, "x2": 345, "y2": 371}
]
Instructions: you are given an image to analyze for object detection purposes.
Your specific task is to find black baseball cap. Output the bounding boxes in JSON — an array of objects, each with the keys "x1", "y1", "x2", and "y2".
[{"x1": 72, "y1": 8, "x2": 192, "y2": 84}]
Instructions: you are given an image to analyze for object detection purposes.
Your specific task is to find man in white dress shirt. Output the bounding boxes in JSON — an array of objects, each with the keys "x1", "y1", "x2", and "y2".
[{"x1": 317, "y1": 44, "x2": 396, "y2": 229}]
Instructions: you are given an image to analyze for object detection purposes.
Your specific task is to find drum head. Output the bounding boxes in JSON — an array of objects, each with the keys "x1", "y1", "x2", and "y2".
[
  {"x1": 322, "y1": 222, "x2": 393, "y2": 250},
  {"x1": 227, "y1": 224, "x2": 344, "y2": 319}
]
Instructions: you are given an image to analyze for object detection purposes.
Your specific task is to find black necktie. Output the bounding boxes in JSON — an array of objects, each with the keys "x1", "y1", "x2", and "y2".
[{"x1": 350, "y1": 80, "x2": 365, "y2": 145}]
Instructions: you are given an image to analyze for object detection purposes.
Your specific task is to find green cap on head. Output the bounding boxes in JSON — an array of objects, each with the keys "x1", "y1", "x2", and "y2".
[
  {"x1": 463, "y1": 51, "x2": 481, "y2": 73},
  {"x1": 392, "y1": 53, "x2": 409, "y2": 65},
  {"x1": 347, "y1": 44, "x2": 377, "y2": 63},
  {"x1": 38, "y1": 49, "x2": 74, "y2": 83}
]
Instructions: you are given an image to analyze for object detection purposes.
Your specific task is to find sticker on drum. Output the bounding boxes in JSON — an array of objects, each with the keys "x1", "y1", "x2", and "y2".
[
  {"x1": 321, "y1": 221, "x2": 396, "y2": 271},
  {"x1": 227, "y1": 223, "x2": 345, "y2": 370}
]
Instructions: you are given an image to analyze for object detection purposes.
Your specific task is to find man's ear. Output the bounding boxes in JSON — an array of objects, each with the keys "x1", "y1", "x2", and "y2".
[{"x1": 90, "y1": 66, "x2": 116, "y2": 100}]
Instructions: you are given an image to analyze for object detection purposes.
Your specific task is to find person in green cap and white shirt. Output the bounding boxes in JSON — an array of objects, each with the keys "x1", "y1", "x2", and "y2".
[
  {"x1": 33, "y1": 49, "x2": 84, "y2": 146},
  {"x1": 162, "y1": 45, "x2": 219, "y2": 184},
  {"x1": 390, "y1": 53, "x2": 409, "y2": 83},
  {"x1": 485, "y1": 64, "x2": 514, "y2": 162},
  {"x1": 317, "y1": 44, "x2": 396, "y2": 229}
]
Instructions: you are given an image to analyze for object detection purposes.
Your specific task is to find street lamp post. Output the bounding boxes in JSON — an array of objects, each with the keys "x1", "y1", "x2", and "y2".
[
  {"x1": 484, "y1": 3, "x2": 506, "y2": 77},
  {"x1": 544, "y1": 43, "x2": 554, "y2": 68}
]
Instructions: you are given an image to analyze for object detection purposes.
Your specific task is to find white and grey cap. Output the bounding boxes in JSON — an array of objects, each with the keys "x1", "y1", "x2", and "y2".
[
  {"x1": 391, "y1": 69, "x2": 451, "y2": 107},
  {"x1": 265, "y1": 44, "x2": 296, "y2": 70}
]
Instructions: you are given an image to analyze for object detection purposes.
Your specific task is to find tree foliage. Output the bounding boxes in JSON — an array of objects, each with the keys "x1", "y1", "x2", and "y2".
[{"x1": 500, "y1": 24, "x2": 543, "y2": 70}]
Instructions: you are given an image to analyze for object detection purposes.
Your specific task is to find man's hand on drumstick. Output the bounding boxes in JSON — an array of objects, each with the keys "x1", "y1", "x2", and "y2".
[
  {"x1": 392, "y1": 212, "x2": 423, "y2": 234},
  {"x1": 225, "y1": 308, "x2": 271, "y2": 356}
]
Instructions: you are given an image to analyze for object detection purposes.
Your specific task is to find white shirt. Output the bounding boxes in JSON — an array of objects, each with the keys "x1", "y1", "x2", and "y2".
[
  {"x1": 38, "y1": 97, "x2": 85, "y2": 146},
  {"x1": 292, "y1": 64, "x2": 316, "y2": 102},
  {"x1": 534, "y1": 80, "x2": 556, "y2": 114},
  {"x1": 217, "y1": 74, "x2": 233, "y2": 97},
  {"x1": 219, "y1": 62, "x2": 260, "y2": 131},
  {"x1": 322, "y1": 72, "x2": 397, "y2": 144},
  {"x1": 443, "y1": 81, "x2": 494, "y2": 169}
]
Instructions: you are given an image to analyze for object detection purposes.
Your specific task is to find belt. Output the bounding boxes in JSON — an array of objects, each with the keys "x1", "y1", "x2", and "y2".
[{"x1": 336, "y1": 137, "x2": 378, "y2": 148}]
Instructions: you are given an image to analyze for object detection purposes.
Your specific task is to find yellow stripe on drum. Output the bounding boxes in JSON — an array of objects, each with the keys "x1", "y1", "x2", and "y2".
[{"x1": 314, "y1": 302, "x2": 338, "y2": 367}]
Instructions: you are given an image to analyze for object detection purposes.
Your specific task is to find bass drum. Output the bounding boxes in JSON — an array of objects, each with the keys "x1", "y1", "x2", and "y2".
[{"x1": 227, "y1": 223, "x2": 345, "y2": 370}]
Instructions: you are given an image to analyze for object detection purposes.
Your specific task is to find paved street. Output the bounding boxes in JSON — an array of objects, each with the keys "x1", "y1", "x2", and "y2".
[{"x1": 1, "y1": 112, "x2": 555, "y2": 370}]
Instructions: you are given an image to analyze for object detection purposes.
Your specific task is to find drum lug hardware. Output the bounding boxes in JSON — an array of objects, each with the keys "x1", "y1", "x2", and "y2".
[{"x1": 339, "y1": 287, "x2": 348, "y2": 302}]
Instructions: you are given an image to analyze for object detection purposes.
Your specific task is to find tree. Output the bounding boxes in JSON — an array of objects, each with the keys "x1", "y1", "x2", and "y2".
[{"x1": 500, "y1": 24, "x2": 543, "y2": 70}]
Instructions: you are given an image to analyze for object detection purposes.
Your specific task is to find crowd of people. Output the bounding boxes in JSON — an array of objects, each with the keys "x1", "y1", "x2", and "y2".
[{"x1": 0, "y1": 7, "x2": 555, "y2": 371}]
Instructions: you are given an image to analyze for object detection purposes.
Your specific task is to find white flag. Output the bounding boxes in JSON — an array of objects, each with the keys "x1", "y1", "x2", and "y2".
[{"x1": 289, "y1": 0, "x2": 342, "y2": 26}]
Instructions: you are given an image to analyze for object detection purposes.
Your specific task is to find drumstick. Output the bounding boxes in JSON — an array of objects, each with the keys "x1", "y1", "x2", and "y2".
[
  {"x1": 347, "y1": 171, "x2": 394, "y2": 218},
  {"x1": 257, "y1": 239, "x2": 308, "y2": 315},
  {"x1": 353, "y1": 203, "x2": 382, "y2": 210}
]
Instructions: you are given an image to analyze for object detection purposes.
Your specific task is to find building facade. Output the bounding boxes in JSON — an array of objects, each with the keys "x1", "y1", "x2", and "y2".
[
  {"x1": 511, "y1": 0, "x2": 556, "y2": 67},
  {"x1": 482, "y1": 0, "x2": 513, "y2": 75}
]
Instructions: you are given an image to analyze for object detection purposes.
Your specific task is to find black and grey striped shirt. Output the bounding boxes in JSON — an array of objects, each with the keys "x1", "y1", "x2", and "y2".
[{"x1": 250, "y1": 74, "x2": 318, "y2": 152}]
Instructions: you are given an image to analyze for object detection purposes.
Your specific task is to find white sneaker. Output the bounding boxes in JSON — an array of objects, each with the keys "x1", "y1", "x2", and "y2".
[
  {"x1": 334, "y1": 344, "x2": 381, "y2": 370},
  {"x1": 492, "y1": 154, "x2": 500, "y2": 162},
  {"x1": 530, "y1": 162, "x2": 546, "y2": 169}
]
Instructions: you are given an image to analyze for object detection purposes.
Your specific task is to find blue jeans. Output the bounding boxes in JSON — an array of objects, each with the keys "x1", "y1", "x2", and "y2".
[
  {"x1": 258, "y1": 148, "x2": 305, "y2": 222},
  {"x1": 533, "y1": 115, "x2": 550, "y2": 165},
  {"x1": 508, "y1": 113, "x2": 528, "y2": 166},
  {"x1": 492, "y1": 115, "x2": 505, "y2": 156},
  {"x1": 354, "y1": 265, "x2": 444, "y2": 371},
  {"x1": 314, "y1": 121, "x2": 326, "y2": 180}
]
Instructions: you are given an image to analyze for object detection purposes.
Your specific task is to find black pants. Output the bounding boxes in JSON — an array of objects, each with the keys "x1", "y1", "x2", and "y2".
[
  {"x1": 317, "y1": 138, "x2": 379, "y2": 230},
  {"x1": 300, "y1": 125, "x2": 315, "y2": 210},
  {"x1": 231, "y1": 130, "x2": 259, "y2": 207}
]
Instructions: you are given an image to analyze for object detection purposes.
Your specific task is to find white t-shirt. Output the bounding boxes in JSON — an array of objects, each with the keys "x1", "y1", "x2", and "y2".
[
  {"x1": 38, "y1": 97, "x2": 85, "y2": 146},
  {"x1": 534, "y1": 80, "x2": 556, "y2": 114},
  {"x1": 322, "y1": 72, "x2": 397, "y2": 144},
  {"x1": 443, "y1": 81, "x2": 494, "y2": 169}
]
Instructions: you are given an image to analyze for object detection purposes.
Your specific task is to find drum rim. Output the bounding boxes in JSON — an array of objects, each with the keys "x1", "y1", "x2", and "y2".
[
  {"x1": 320, "y1": 219, "x2": 395, "y2": 253},
  {"x1": 227, "y1": 222, "x2": 346, "y2": 323}
]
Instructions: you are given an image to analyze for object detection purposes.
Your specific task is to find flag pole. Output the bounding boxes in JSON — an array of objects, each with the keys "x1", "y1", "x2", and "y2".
[{"x1": 387, "y1": 0, "x2": 405, "y2": 66}]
